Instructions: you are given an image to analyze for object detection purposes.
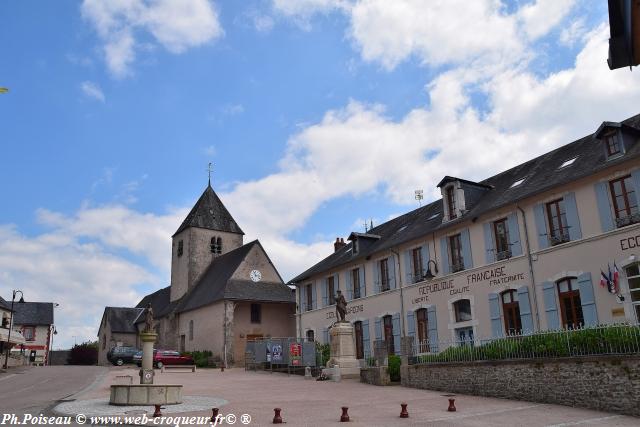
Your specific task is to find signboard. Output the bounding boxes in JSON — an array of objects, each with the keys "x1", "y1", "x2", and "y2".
[
  {"x1": 272, "y1": 344, "x2": 283, "y2": 363},
  {"x1": 289, "y1": 343, "x2": 302, "y2": 366}
]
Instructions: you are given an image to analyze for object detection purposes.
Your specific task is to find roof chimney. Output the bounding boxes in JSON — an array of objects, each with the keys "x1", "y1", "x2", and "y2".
[{"x1": 334, "y1": 237, "x2": 347, "y2": 252}]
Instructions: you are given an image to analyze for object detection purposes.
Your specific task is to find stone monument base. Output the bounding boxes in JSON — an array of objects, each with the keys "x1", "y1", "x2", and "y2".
[{"x1": 323, "y1": 322, "x2": 360, "y2": 380}]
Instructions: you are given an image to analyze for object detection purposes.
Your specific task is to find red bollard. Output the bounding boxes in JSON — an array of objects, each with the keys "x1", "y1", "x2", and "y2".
[
  {"x1": 400, "y1": 403, "x2": 409, "y2": 418},
  {"x1": 221, "y1": 365, "x2": 225, "y2": 372},
  {"x1": 340, "y1": 406, "x2": 350, "y2": 422},
  {"x1": 153, "y1": 404, "x2": 162, "y2": 417},
  {"x1": 447, "y1": 398, "x2": 456, "y2": 412},
  {"x1": 210, "y1": 408, "x2": 219, "y2": 422},
  {"x1": 273, "y1": 408, "x2": 283, "y2": 424}
]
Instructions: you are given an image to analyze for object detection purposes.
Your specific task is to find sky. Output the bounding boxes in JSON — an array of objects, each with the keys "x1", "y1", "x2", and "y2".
[{"x1": 1, "y1": 0, "x2": 640, "y2": 350}]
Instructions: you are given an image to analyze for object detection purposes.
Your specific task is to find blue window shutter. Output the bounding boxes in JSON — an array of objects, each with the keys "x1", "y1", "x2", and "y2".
[
  {"x1": 563, "y1": 192, "x2": 582, "y2": 241},
  {"x1": 346, "y1": 270, "x2": 353, "y2": 301},
  {"x1": 362, "y1": 320, "x2": 371, "y2": 358},
  {"x1": 439, "y1": 237, "x2": 450, "y2": 274},
  {"x1": 630, "y1": 169, "x2": 640, "y2": 207},
  {"x1": 322, "y1": 278, "x2": 328, "y2": 307},
  {"x1": 542, "y1": 281, "x2": 560, "y2": 330},
  {"x1": 322, "y1": 328, "x2": 329, "y2": 344},
  {"x1": 578, "y1": 272, "x2": 598, "y2": 326},
  {"x1": 461, "y1": 228, "x2": 473, "y2": 269},
  {"x1": 594, "y1": 182, "x2": 615, "y2": 232},
  {"x1": 392, "y1": 313, "x2": 401, "y2": 354},
  {"x1": 334, "y1": 273, "x2": 340, "y2": 291},
  {"x1": 359, "y1": 266, "x2": 366, "y2": 297},
  {"x1": 374, "y1": 317, "x2": 382, "y2": 341},
  {"x1": 389, "y1": 255, "x2": 397, "y2": 289},
  {"x1": 311, "y1": 283, "x2": 317, "y2": 310},
  {"x1": 406, "y1": 310, "x2": 416, "y2": 349},
  {"x1": 517, "y1": 286, "x2": 534, "y2": 334},
  {"x1": 373, "y1": 261, "x2": 380, "y2": 294},
  {"x1": 421, "y1": 244, "x2": 430, "y2": 275},
  {"x1": 426, "y1": 306, "x2": 438, "y2": 352},
  {"x1": 533, "y1": 203, "x2": 549, "y2": 250},
  {"x1": 299, "y1": 286, "x2": 305, "y2": 312},
  {"x1": 488, "y1": 293, "x2": 503, "y2": 338},
  {"x1": 507, "y1": 213, "x2": 523, "y2": 256},
  {"x1": 484, "y1": 222, "x2": 496, "y2": 264},
  {"x1": 404, "y1": 250, "x2": 412, "y2": 283}
]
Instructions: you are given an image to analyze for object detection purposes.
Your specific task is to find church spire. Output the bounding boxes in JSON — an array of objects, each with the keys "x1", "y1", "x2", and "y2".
[{"x1": 207, "y1": 162, "x2": 213, "y2": 187}]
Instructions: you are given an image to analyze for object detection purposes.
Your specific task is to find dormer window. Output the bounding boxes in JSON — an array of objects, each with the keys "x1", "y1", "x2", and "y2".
[
  {"x1": 446, "y1": 186, "x2": 457, "y2": 220},
  {"x1": 352, "y1": 239, "x2": 359, "y2": 255},
  {"x1": 605, "y1": 131, "x2": 621, "y2": 157}
]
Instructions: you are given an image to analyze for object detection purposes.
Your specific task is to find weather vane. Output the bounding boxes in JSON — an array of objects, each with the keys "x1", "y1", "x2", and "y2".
[
  {"x1": 207, "y1": 162, "x2": 213, "y2": 185},
  {"x1": 415, "y1": 189, "x2": 424, "y2": 207}
]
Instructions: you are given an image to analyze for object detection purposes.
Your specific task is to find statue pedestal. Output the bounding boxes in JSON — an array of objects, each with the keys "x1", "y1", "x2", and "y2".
[
  {"x1": 323, "y1": 322, "x2": 360, "y2": 380},
  {"x1": 139, "y1": 332, "x2": 157, "y2": 384}
]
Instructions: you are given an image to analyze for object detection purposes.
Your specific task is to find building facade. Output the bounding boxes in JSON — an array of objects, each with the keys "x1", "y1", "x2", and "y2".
[
  {"x1": 99, "y1": 183, "x2": 296, "y2": 366},
  {"x1": 12, "y1": 302, "x2": 55, "y2": 365},
  {"x1": 291, "y1": 114, "x2": 640, "y2": 359}
]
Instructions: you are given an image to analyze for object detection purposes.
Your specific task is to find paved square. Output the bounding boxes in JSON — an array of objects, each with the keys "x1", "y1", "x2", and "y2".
[{"x1": 71, "y1": 367, "x2": 638, "y2": 426}]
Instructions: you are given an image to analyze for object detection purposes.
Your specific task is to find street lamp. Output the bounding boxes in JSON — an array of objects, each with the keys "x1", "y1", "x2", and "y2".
[
  {"x1": 47, "y1": 303, "x2": 59, "y2": 366},
  {"x1": 3, "y1": 290, "x2": 25, "y2": 369}
]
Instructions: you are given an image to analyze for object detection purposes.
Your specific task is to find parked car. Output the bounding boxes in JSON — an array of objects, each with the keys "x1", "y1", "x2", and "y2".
[
  {"x1": 132, "y1": 350, "x2": 144, "y2": 366},
  {"x1": 152, "y1": 350, "x2": 194, "y2": 369},
  {"x1": 107, "y1": 346, "x2": 140, "y2": 366}
]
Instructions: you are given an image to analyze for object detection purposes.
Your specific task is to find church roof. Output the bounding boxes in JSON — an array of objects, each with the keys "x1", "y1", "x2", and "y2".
[
  {"x1": 102, "y1": 307, "x2": 143, "y2": 334},
  {"x1": 175, "y1": 240, "x2": 294, "y2": 313},
  {"x1": 173, "y1": 184, "x2": 244, "y2": 237},
  {"x1": 135, "y1": 286, "x2": 172, "y2": 320}
]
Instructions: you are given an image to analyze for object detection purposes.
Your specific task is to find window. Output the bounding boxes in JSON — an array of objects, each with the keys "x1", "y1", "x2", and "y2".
[
  {"x1": 557, "y1": 278, "x2": 583, "y2": 329},
  {"x1": 546, "y1": 199, "x2": 570, "y2": 245},
  {"x1": 453, "y1": 299, "x2": 472, "y2": 322},
  {"x1": 493, "y1": 218, "x2": 511, "y2": 260},
  {"x1": 605, "y1": 132, "x2": 621, "y2": 157},
  {"x1": 416, "y1": 308, "x2": 429, "y2": 353},
  {"x1": 189, "y1": 320, "x2": 194, "y2": 341},
  {"x1": 412, "y1": 247, "x2": 424, "y2": 282},
  {"x1": 501, "y1": 290, "x2": 522, "y2": 335},
  {"x1": 216, "y1": 237, "x2": 222, "y2": 254},
  {"x1": 354, "y1": 321, "x2": 364, "y2": 359},
  {"x1": 23, "y1": 326, "x2": 35, "y2": 341},
  {"x1": 352, "y1": 239, "x2": 359, "y2": 255},
  {"x1": 446, "y1": 186, "x2": 457, "y2": 219},
  {"x1": 306, "y1": 330, "x2": 315, "y2": 342},
  {"x1": 449, "y1": 234, "x2": 464, "y2": 273},
  {"x1": 327, "y1": 276, "x2": 336, "y2": 305},
  {"x1": 625, "y1": 264, "x2": 640, "y2": 322},
  {"x1": 250, "y1": 303, "x2": 261, "y2": 324},
  {"x1": 177, "y1": 240, "x2": 183, "y2": 257},
  {"x1": 382, "y1": 315, "x2": 395, "y2": 355},
  {"x1": 610, "y1": 175, "x2": 639, "y2": 227},
  {"x1": 379, "y1": 258, "x2": 390, "y2": 292},
  {"x1": 210, "y1": 237, "x2": 222, "y2": 254},
  {"x1": 305, "y1": 284, "x2": 313, "y2": 311},
  {"x1": 352, "y1": 268, "x2": 361, "y2": 299}
]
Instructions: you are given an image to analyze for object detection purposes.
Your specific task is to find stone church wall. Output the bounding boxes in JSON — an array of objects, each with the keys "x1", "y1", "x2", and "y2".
[
  {"x1": 232, "y1": 244, "x2": 282, "y2": 283},
  {"x1": 178, "y1": 301, "x2": 226, "y2": 355}
]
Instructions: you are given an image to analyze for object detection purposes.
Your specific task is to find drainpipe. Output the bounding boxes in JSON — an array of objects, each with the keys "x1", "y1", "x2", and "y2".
[
  {"x1": 292, "y1": 282, "x2": 302, "y2": 340},
  {"x1": 390, "y1": 249, "x2": 406, "y2": 336},
  {"x1": 517, "y1": 205, "x2": 541, "y2": 331}
]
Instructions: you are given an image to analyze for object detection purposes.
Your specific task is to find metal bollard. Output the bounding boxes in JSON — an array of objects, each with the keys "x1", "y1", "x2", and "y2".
[
  {"x1": 340, "y1": 406, "x2": 350, "y2": 422},
  {"x1": 447, "y1": 398, "x2": 456, "y2": 412},
  {"x1": 273, "y1": 408, "x2": 283, "y2": 424},
  {"x1": 221, "y1": 365, "x2": 225, "y2": 372},
  {"x1": 210, "y1": 408, "x2": 219, "y2": 422},
  {"x1": 400, "y1": 403, "x2": 409, "y2": 418},
  {"x1": 153, "y1": 404, "x2": 162, "y2": 417}
]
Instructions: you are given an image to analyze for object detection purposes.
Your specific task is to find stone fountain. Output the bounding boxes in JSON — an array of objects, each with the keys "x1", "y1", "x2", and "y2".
[{"x1": 109, "y1": 304, "x2": 183, "y2": 416}]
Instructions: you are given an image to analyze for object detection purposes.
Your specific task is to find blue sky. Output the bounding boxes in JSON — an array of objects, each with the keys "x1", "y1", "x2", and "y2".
[{"x1": 1, "y1": 0, "x2": 639, "y2": 349}]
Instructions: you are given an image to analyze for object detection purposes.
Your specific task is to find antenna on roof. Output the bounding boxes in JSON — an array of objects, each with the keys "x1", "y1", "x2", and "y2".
[
  {"x1": 370, "y1": 218, "x2": 374, "y2": 231},
  {"x1": 415, "y1": 189, "x2": 424, "y2": 207},
  {"x1": 364, "y1": 221, "x2": 368, "y2": 233},
  {"x1": 207, "y1": 162, "x2": 213, "y2": 186}
]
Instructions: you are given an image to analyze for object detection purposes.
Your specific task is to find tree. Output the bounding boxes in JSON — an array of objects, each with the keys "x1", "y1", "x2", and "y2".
[{"x1": 67, "y1": 341, "x2": 98, "y2": 365}]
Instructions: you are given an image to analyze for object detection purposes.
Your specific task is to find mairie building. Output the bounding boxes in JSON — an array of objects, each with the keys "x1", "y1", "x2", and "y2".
[{"x1": 290, "y1": 113, "x2": 640, "y2": 360}]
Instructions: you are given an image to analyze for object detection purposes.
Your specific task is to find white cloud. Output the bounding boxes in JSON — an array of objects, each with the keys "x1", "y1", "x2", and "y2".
[
  {"x1": 517, "y1": 0, "x2": 576, "y2": 40},
  {"x1": 80, "y1": 81, "x2": 105, "y2": 102},
  {"x1": 559, "y1": 17, "x2": 588, "y2": 47},
  {"x1": 81, "y1": 0, "x2": 224, "y2": 78}
]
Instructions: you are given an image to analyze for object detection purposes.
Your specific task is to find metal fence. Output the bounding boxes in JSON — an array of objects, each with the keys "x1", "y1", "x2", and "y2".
[
  {"x1": 409, "y1": 324, "x2": 640, "y2": 365},
  {"x1": 244, "y1": 337, "x2": 320, "y2": 374}
]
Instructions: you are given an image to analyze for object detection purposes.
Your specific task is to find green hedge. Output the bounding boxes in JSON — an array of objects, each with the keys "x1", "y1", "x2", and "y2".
[
  {"x1": 186, "y1": 350, "x2": 213, "y2": 367},
  {"x1": 388, "y1": 355, "x2": 401, "y2": 381},
  {"x1": 415, "y1": 325, "x2": 640, "y2": 364},
  {"x1": 316, "y1": 342, "x2": 330, "y2": 367}
]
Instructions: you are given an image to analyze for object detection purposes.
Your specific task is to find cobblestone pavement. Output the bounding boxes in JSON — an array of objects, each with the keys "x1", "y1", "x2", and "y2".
[{"x1": 62, "y1": 366, "x2": 639, "y2": 426}]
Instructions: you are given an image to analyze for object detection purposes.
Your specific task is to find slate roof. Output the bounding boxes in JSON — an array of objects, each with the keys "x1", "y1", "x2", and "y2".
[
  {"x1": 173, "y1": 184, "x2": 244, "y2": 237},
  {"x1": 175, "y1": 240, "x2": 294, "y2": 313},
  {"x1": 289, "y1": 113, "x2": 640, "y2": 284},
  {"x1": 135, "y1": 286, "x2": 172, "y2": 320},
  {"x1": 12, "y1": 302, "x2": 54, "y2": 326},
  {"x1": 0, "y1": 297, "x2": 12, "y2": 311},
  {"x1": 103, "y1": 307, "x2": 143, "y2": 334}
]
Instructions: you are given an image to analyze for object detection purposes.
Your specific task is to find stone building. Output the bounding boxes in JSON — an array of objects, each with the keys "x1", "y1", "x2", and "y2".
[
  {"x1": 98, "y1": 183, "x2": 295, "y2": 366},
  {"x1": 12, "y1": 302, "x2": 55, "y2": 365},
  {"x1": 291, "y1": 113, "x2": 640, "y2": 360}
]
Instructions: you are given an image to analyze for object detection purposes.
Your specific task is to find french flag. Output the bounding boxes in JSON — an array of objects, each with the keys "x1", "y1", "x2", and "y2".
[
  {"x1": 613, "y1": 263, "x2": 620, "y2": 293},
  {"x1": 600, "y1": 270, "x2": 610, "y2": 290}
]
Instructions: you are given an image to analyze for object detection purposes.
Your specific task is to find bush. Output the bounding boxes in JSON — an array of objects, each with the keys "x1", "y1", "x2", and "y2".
[
  {"x1": 186, "y1": 350, "x2": 213, "y2": 367},
  {"x1": 388, "y1": 355, "x2": 401, "y2": 381},
  {"x1": 316, "y1": 342, "x2": 330, "y2": 367},
  {"x1": 68, "y1": 341, "x2": 98, "y2": 365}
]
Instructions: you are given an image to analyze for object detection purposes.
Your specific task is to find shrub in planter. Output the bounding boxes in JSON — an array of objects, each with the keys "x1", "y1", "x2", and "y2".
[{"x1": 388, "y1": 355, "x2": 401, "y2": 381}]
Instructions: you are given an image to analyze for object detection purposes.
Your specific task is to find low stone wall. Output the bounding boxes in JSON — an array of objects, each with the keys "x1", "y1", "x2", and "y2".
[
  {"x1": 360, "y1": 366, "x2": 390, "y2": 386},
  {"x1": 49, "y1": 350, "x2": 70, "y2": 365},
  {"x1": 401, "y1": 355, "x2": 640, "y2": 416}
]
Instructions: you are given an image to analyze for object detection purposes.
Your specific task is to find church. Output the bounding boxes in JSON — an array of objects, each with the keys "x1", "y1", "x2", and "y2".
[{"x1": 97, "y1": 182, "x2": 296, "y2": 366}]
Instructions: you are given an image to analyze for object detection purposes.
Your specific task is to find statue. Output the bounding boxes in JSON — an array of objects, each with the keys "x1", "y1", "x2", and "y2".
[
  {"x1": 144, "y1": 303, "x2": 154, "y2": 333},
  {"x1": 334, "y1": 290, "x2": 347, "y2": 323}
]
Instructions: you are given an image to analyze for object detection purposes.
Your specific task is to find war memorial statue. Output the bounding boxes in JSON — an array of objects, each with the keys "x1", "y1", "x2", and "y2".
[{"x1": 335, "y1": 289, "x2": 347, "y2": 323}]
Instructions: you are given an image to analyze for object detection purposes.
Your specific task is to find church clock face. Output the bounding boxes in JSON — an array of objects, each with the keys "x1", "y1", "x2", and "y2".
[{"x1": 250, "y1": 269, "x2": 262, "y2": 282}]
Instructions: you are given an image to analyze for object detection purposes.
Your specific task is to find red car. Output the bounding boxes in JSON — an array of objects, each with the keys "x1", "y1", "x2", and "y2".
[{"x1": 136, "y1": 349, "x2": 194, "y2": 368}]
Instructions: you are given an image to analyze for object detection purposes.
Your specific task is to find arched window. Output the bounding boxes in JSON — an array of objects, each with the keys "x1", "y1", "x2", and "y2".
[
  {"x1": 557, "y1": 277, "x2": 583, "y2": 329},
  {"x1": 416, "y1": 308, "x2": 429, "y2": 352},
  {"x1": 306, "y1": 329, "x2": 315, "y2": 342},
  {"x1": 216, "y1": 237, "x2": 222, "y2": 254},
  {"x1": 501, "y1": 290, "x2": 522, "y2": 335},
  {"x1": 626, "y1": 264, "x2": 640, "y2": 322},
  {"x1": 189, "y1": 320, "x2": 194, "y2": 341},
  {"x1": 210, "y1": 237, "x2": 217, "y2": 253},
  {"x1": 453, "y1": 299, "x2": 472, "y2": 322}
]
